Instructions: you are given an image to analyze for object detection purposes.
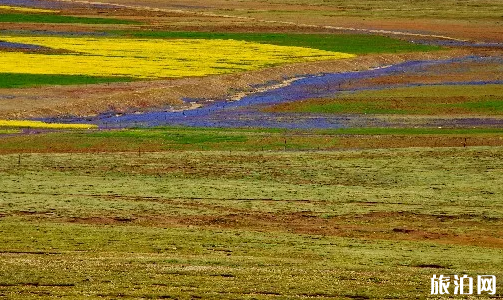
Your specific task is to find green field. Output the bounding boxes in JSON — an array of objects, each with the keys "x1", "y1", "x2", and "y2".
[
  {"x1": 1, "y1": 127, "x2": 503, "y2": 153},
  {"x1": 0, "y1": 73, "x2": 135, "y2": 88},
  {"x1": 0, "y1": 147, "x2": 502, "y2": 299},
  {"x1": 116, "y1": 31, "x2": 440, "y2": 54},
  {"x1": 0, "y1": 129, "x2": 19, "y2": 135},
  {"x1": 0, "y1": 13, "x2": 138, "y2": 24}
]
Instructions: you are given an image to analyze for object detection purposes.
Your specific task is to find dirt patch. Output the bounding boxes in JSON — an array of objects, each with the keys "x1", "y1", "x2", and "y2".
[
  {"x1": 413, "y1": 264, "x2": 448, "y2": 269},
  {"x1": 66, "y1": 216, "x2": 136, "y2": 224},
  {"x1": 0, "y1": 282, "x2": 75, "y2": 287},
  {"x1": 171, "y1": 211, "x2": 503, "y2": 248},
  {"x1": 29, "y1": 207, "x2": 503, "y2": 249}
]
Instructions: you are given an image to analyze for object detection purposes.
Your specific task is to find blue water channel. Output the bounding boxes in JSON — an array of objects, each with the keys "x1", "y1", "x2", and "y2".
[{"x1": 49, "y1": 56, "x2": 503, "y2": 129}]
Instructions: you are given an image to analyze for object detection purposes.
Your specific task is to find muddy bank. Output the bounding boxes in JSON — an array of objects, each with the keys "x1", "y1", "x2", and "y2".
[{"x1": 45, "y1": 55, "x2": 503, "y2": 129}]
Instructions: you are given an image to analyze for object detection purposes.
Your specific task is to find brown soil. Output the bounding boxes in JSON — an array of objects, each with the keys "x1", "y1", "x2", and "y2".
[
  {"x1": 11, "y1": 188, "x2": 503, "y2": 248},
  {"x1": 18, "y1": 206, "x2": 503, "y2": 249},
  {"x1": 335, "y1": 135, "x2": 503, "y2": 150},
  {"x1": 174, "y1": 211, "x2": 503, "y2": 249}
]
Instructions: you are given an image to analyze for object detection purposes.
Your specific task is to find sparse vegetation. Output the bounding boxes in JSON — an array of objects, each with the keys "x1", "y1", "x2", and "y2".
[{"x1": 1, "y1": 147, "x2": 502, "y2": 298}]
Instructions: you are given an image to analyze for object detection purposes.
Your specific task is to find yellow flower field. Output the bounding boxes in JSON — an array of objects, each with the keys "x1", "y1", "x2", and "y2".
[
  {"x1": 0, "y1": 5, "x2": 57, "y2": 13},
  {"x1": 0, "y1": 120, "x2": 97, "y2": 129},
  {"x1": 0, "y1": 36, "x2": 355, "y2": 79}
]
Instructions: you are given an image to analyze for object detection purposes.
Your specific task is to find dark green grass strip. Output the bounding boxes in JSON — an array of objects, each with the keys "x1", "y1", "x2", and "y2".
[
  {"x1": 0, "y1": 13, "x2": 139, "y2": 24},
  {"x1": 112, "y1": 31, "x2": 440, "y2": 54},
  {"x1": 0, "y1": 73, "x2": 135, "y2": 88},
  {"x1": 454, "y1": 100, "x2": 503, "y2": 113}
]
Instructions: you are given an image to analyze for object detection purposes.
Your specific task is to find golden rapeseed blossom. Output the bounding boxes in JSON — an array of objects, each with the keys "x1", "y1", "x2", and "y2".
[
  {"x1": 0, "y1": 5, "x2": 58, "y2": 13},
  {"x1": 0, "y1": 120, "x2": 97, "y2": 129},
  {"x1": 0, "y1": 36, "x2": 355, "y2": 78}
]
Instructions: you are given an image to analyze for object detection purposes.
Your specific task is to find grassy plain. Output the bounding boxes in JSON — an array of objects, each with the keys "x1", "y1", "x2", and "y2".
[
  {"x1": 1, "y1": 146, "x2": 503, "y2": 299},
  {"x1": 267, "y1": 85, "x2": 503, "y2": 115}
]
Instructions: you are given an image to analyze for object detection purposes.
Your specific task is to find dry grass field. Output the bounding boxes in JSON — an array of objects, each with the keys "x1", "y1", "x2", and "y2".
[{"x1": 1, "y1": 147, "x2": 502, "y2": 299}]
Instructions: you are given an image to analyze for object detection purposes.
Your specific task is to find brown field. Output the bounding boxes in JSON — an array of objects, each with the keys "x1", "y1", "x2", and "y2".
[{"x1": 340, "y1": 53, "x2": 503, "y2": 91}]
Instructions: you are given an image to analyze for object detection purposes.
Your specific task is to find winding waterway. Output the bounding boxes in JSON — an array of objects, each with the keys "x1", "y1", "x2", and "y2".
[{"x1": 52, "y1": 56, "x2": 503, "y2": 129}]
